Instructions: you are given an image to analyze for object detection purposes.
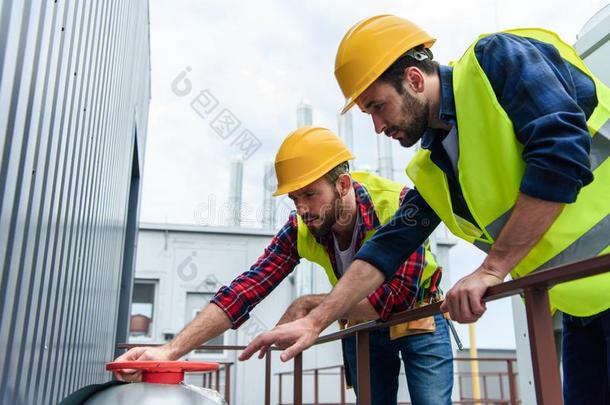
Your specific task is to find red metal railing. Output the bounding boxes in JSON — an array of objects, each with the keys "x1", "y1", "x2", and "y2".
[
  {"x1": 274, "y1": 357, "x2": 519, "y2": 405},
  {"x1": 118, "y1": 253, "x2": 610, "y2": 405}
]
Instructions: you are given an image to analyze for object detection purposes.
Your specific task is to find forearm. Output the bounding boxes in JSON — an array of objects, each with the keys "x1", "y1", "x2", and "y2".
[
  {"x1": 305, "y1": 260, "x2": 385, "y2": 333},
  {"x1": 483, "y1": 192, "x2": 564, "y2": 277},
  {"x1": 299, "y1": 294, "x2": 379, "y2": 321},
  {"x1": 166, "y1": 302, "x2": 232, "y2": 359},
  {"x1": 343, "y1": 299, "x2": 380, "y2": 320}
]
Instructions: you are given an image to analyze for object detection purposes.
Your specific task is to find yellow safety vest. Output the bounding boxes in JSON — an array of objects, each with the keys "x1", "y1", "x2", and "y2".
[
  {"x1": 407, "y1": 28, "x2": 610, "y2": 317},
  {"x1": 296, "y1": 171, "x2": 439, "y2": 294}
]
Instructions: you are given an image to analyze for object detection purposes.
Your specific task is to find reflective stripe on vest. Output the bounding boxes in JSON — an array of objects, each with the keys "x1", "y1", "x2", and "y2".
[
  {"x1": 406, "y1": 28, "x2": 610, "y2": 317},
  {"x1": 296, "y1": 171, "x2": 439, "y2": 289}
]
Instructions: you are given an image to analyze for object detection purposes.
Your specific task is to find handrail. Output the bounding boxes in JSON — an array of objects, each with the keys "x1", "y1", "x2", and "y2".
[
  {"x1": 117, "y1": 254, "x2": 610, "y2": 405},
  {"x1": 313, "y1": 254, "x2": 610, "y2": 345}
]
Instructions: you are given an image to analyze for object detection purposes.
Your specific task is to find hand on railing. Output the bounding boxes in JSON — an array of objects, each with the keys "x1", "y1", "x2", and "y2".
[
  {"x1": 440, "y1": 264, "x2": 504, "y2": 323},
  {"x1": 239, "y1": 317, "x2": 321, "y2": 362},
  {"x1": 113, "y1": 345, "x2": 177, "y2": 382}
]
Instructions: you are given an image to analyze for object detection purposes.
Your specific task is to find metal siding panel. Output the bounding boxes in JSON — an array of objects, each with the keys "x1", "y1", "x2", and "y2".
[
  {"x1": 74, "y1": 0, "x2": 110, "y2": 388},
  {"x1": 18, "y1": 3, "x2": 57, "y2": 402},
  {"x1": 70, "y1": 1, "x2": 104, "y2": 387},
  {"x1": 0, "y1": 1, "x2": 150, "y2": 403},
  {"x1": 62, "y1": 1, "x2": 96, "y2": 393},
  {"x1": 0, "y1": 5, "x2": 41, "y2": 405},
  {"x1": 52, "y1": 2, "x2": 88, "y2": 399},
  {"x1": 83, "y1": 0, "x2": 117, "y2": 388},
  {"x1": 0, "y1": 0, "x2": 16, "y2": 163},
  {"x1": 8, "y1": 2, "x2": 50, "y2": 402},
  {"x1": 40, "y1": 1, "x2": 80, "y2": 400},
  {"x1": 0, "y1": 2, "x2": 30, "y2": 344},
  {"x1": 27, "y1": 2, "x2": 67, "y2": 402}
]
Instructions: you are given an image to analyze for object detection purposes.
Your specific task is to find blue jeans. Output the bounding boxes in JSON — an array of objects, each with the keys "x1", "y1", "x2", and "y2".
[
  {"x1": 343, "y1": 313, "x2": 453, "y2": 405},
  {"x1": 562, "y1": 308, "x2": 610, "y2": 404}
]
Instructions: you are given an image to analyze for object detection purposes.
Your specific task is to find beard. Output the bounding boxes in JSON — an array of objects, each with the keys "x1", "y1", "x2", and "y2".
[
  {"x1": 386, "y1": 90, "x2": 429, "y2": 148},
  {"x1": 305, "y1": 191, "x2": 343, "y2": 239}
]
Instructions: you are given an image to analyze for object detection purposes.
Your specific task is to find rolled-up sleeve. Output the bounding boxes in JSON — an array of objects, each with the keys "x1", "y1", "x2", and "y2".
[
  {"x1": 475, "y1": 33, "x2": 595, "y2": 203},
  {"x1": 211, "y1": 214, "x2": 300, "y2": 328}
]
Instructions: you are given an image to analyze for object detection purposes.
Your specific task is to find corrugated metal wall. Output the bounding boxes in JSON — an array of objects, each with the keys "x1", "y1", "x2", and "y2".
[{"x1": 0, "y1": 1, "x2": 150, "y2": 404}]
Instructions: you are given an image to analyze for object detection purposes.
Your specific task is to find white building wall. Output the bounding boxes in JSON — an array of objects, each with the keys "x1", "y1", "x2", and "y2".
[{"x1": 134, "y1": 224, "x2": 347, "y2": 405}]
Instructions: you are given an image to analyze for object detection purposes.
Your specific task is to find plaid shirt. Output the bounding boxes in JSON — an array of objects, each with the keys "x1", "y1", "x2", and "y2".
[{"x1": 211, "y1": 180, "x2": 428, "y2": 328}]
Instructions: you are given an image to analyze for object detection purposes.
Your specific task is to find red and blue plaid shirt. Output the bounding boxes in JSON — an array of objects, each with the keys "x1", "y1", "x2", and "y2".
[{"x1": 211, "y1": 180, "x2": 429, "y2": 328}]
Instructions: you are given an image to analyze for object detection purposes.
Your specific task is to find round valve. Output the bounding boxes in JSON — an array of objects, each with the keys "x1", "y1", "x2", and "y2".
[{"x1": 107, "y1": 361, "x2": 219, "y2": 385}]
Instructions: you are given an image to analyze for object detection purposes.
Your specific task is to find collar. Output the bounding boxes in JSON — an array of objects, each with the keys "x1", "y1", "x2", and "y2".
[{"x1": 421, "y1": 65, "x2": 456, "y2": 150}]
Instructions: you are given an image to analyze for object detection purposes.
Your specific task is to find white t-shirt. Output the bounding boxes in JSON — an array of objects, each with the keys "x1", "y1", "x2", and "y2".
[{"x1": 332, "y1": 212, "x2": 361, "y2": 276}]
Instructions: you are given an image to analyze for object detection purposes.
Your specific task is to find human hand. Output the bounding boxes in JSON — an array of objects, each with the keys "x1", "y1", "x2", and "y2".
[{"x1": 112, "y1": 345, "x2": 177, "y2": 382}]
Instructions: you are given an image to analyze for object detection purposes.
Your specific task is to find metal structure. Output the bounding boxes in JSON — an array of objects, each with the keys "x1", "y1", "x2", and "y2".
[
  {"x1": 376, "y1": 135, "x2": 394, "y2": 180},
  {"x1": 262, "y1": 162, "x2": 276, "y2": 229},
  {"x1": 574, "y1": 4, "x2": 610, "y2": 85},
  {"x1": 275, "y1": 357, "x2": 519, "y2": 405},
  {"x1": 296, "y1": 100, "x2": 313, "y2": 128},
  {"x1": 0, "y1": 1, "x2": 150, "y2": 404},
  {"x1": 226, "y1": 158, "x2": 244, "y2": 227},
  {"x1": 337, "y1": 111, "x2": 354, "y2": 156}
]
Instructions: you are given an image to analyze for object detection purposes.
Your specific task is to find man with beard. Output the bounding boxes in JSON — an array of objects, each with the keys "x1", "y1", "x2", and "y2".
[
  {"x1": 241, "y1": 16, "x2": 610, "y2": 404},
  {"x1": 114, "y1": 126, "x2": 454, "y2": 405}
]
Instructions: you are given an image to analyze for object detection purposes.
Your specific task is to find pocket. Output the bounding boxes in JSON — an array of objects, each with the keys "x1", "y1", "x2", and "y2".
[{"x1": 389, "y1": 316, "x2": 436, "y2": 340}]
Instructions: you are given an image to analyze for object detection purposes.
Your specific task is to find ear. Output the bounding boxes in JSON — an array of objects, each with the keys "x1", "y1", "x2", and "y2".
[
  {"x1": 402, "y1": 66, "x2": 425, "y2": 94},
  {"x1": 336, "y1": 173, "x2": 352, "y2": 198}
]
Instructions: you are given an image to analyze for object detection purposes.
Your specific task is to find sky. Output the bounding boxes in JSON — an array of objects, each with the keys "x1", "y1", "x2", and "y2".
[{"x1": 140, "y1": 0, "x2": 609, "y2": 349}]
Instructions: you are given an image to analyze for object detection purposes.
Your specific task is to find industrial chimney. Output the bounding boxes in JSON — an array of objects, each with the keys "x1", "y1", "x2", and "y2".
[
  {"x1": 337, "y1": 110, "x2": 355, "y2": 169},
  {"x1": 227, "y1": 157, "x2": 244, "y2": 227},
  {"x1": 296, "y1": 100, "x2": 313, "y2": 127},
  {"x1": 262, "y1": 162, "x2": 276, "y2": 229},
  {"x1": 377, "y1": 136, "x2": 394, "y2": 180}
]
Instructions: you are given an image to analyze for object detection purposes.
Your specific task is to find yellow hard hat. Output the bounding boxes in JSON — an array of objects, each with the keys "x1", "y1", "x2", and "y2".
[
  {"x1": 273, "y1": 126, "x2": 355, "y2": 196},
  {"x1": 335, "y1": 15, "x2": 436, "y2": 114}
]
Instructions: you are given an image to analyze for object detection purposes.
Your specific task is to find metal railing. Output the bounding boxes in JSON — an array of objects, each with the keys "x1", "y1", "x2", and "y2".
[
  {"x1": 118, "y1": 253, "x2": 610, "y2": 405},
  {"x1": 196, "y1": 362, "x2": 233, "y2": 402},
  {"x1": 274, "y1": 357, "x2": 519, "y2": 405}
]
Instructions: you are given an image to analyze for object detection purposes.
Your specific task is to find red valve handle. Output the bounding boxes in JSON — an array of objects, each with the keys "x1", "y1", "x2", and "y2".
[{"x1": 107, "y1": 361, "x2": 219, "y2": 385}]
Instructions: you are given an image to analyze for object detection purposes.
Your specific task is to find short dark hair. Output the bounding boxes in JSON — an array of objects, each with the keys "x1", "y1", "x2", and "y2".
[
  {"x1": 323, "y1": 161, "x2": 350, "y2": 185},
  {"x1": 378, "y1": 46, "x2": 439, "y2": 94}
]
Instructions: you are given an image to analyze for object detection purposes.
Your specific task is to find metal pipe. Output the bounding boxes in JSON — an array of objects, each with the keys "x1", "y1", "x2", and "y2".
[
  {"x1": 265, "y1": 353, "x2": 271, "y2": 405},
  {"x1": 314, "y1": 369, "x2": 319, "y2": 405},
  {"x1": 224, "y1": 364, "x2": 231, "y2": 404},
  {"x1": 356, "y1": 330, "x2": 371, "y2": 405},
  {"x1": 293, "y1": 354, "x2": 303, "y2": 405},
  {"x1": 469, "y1": 323, "x2": 482, "y2": 405},
  {"x1": 524, "y1": 287, "x2": 563, "y2": 405}
]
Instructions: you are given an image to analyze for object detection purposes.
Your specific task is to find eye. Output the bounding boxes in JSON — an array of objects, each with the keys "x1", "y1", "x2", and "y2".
[
  {"x1": 305, "y1": 192, "x2": 315, "y2": 198},
  {"x1": 373, "y1": 103, "x2": 384, "y2": 112}
]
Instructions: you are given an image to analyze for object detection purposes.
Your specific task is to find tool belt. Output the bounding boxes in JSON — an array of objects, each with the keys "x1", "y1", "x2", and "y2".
[{"x1": 340, "y1": 297, "x2": 437, "y2": 340}]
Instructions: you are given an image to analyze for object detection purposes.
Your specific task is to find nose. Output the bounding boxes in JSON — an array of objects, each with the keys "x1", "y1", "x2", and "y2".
[
  {"x1": 371, "y1": 113, "x2": 387, "y2": 135},
  {"x1": 296, "y1": 204, "x2": 308, "y2": 218}
]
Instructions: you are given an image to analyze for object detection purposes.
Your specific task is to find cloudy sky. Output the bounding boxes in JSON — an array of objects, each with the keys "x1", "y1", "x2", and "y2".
[{"x1": 139, "y1": 0, "x2": 608, "y2": 348}]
